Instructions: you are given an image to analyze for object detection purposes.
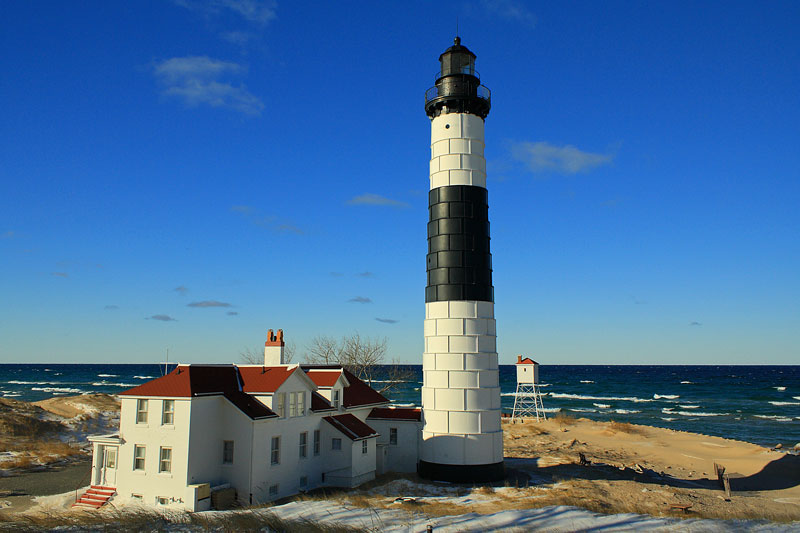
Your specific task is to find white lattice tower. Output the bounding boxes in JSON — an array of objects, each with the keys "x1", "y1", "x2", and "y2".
[{"x1": 511, "y1": 382, "x2": 546, "y2": 422}]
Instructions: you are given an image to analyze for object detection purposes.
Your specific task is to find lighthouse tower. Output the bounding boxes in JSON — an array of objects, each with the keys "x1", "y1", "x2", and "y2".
[{"x1": 420, "y1": 38, "x2": 503, "y2": 482}]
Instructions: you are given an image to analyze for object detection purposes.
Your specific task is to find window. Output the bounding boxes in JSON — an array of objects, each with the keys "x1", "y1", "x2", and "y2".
[
  {"x1": 313, "y1": 430, "x2": 320, "y2": 456},
  {"x1": 271, "y1": 436, "x2": 280, "y2": 465},
  {"x1": 299, "y1": 432, "x2": 307, "y2": 459},
  {"x1": 136, "y1": 399, "x2": 148, "y2": 424},
  {"x1": 289, "y1": 392, "x2": 297, "y2": 417},
  {"x1": 161, "y1": 400, "x2": 174, "y2": 425},
  {"x1": 362, "y1": 440, "x2": 368, "y2": 454},
  {"x1": 159, "y1": 447, "x2": 172, "y2": 473},
  {"x1": 157, "y1": 496, "x2": 169, "y2": 505},
  {"x1": 332, "y1": 390, "x2": 340, "y2": 409},
  {"x1": 299, "y1": 475, "x2": 307, "y2": 487},
  {"x1": 269, "y1": 484, "x2": 279, "y2": 497},
  {"x1": 297, "y1": 392, "x2": 305, "y2": 416},
  {"x1": 331, "y1": 438, "x2": 341, "y2": 451},
  {"x1": 389, "y1": 427, "x2": 398, "y2": 445},
  {"x1": 133, "y1": 445, "x2": 146, "y2": 471},
  {"x1": 131, "y1": 494, "x2": 143, "y2": 500},
  {"x1": 275, "y1": 393, "x2": 285, "y2": 418},
  {"x1": 105, "y1": 448, "x2": 117, "y2": 468},
  {"x1": 223, "y1": 440, "x2": 234, "y2": 464}
]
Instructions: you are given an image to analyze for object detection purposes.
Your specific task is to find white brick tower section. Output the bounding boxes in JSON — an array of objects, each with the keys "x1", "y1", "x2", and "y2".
[{"x1": 419, "y1": 38, "x2": 503, "y2": 482}]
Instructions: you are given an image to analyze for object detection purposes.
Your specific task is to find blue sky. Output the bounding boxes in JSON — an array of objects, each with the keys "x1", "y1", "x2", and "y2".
[{"x1": 1, "y1": 1, "x2": 798, "y2": 365}]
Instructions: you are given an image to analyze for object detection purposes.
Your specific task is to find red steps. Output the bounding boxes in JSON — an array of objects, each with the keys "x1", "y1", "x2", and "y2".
[{"x1": 73, "y1": 485, "x2": 116, "y2": 509}]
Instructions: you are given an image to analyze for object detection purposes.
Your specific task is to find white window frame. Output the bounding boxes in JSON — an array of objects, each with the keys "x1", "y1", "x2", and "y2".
[
  {"x1": 332, "y1": 389, "x2": 340, "y2": 409},
  {"x1": 275, "y1": 393, "x2": 285, "y2": 418},
  {"x1": 331, "y1": 437, "x2": 341, "y2": 451},
  {"x1": 289, "y1": 392, "x2": 297, "y2": 417},
  {"x1": 161, "y1": 399, "x2": 174, "y2": 425},
  {"x1": 362, "y1": 440, "x2": 368, "y2": 454},
  {"x1": 269, "y1": 484, "x2": 279, "y2": 497},
  {"x1": 297, "y1": 391, "x2": 305, "y2": 416},
  {"x1": 136, "y1": 399, "x2": 148, "y2": 424},
  {"x1": 313, "y1": 430, "x2": 320, "y2": 456},
  {"x1": 105, "y1": 448, "x2": 117, "y2": 468},
  {"x1": 133, "y1": 445, "x2": 146, "y2": 471},
  {"x1": 299, "y1": 432, "x2": 307, "y2": 459},
  {"x1": 389, "y1": 427, "x2": 398, "y2": 445},
  {"x1": 159, "y1": 447, "x2": 172, "y2": 473},
  {"x1": 271, "y1": 436, "x2": 280, "y2": 465},
  {"x1": 223, "y1": 440, "x2": 234, "y2": 464}
]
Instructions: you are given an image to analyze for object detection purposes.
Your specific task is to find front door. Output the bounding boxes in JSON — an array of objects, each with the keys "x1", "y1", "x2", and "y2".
[{"x1": 97, "y1": 446, "x2": 118, "y2": 486}]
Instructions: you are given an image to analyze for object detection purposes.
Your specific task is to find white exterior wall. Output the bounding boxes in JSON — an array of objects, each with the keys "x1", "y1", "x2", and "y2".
[
  {"x1": 517, "y1": 363, "x2": 538, "y2": 384},
  {"x1": 368, "y1": 419, "x2": 422, "y2": 473},
  {"x1": 422, "y1": 112, "x2": 503, "y2": 467},
  {"x1": 114, "y1": 397, "x2": 193, "y2": 509}
]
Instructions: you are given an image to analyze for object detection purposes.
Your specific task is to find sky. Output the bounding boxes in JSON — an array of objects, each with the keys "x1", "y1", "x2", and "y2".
[{"x1": 1, "y1": 1, "x2": 798, "y2": 365}]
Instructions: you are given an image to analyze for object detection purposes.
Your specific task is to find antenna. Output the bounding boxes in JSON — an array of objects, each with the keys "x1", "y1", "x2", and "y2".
[{"x1": 456, "y1": 16, "x2": 459, "y2": 39}]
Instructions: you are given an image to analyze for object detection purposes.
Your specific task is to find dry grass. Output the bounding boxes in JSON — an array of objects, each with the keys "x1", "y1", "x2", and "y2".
[
  {"x1": 553, "y1": 412, "x2": 577, "y2": 427},
  {"x1": 0, "y1": 438, "x2": 83, "y2": 470},
  {"x1": 607, "y1": 420, "x2": 644, "y2": 435},
  {"x1": 0, "y1": 507, "x2": 361, "y2": 533}
]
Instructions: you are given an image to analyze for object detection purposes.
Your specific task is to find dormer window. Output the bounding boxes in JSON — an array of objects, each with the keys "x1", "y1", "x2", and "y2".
[
  {"x1": 275, "y1": 393, "x2": 285, "y2": 418},
  {"x1": 332, "y1": 389, "x2": 340, "y2": 409}
]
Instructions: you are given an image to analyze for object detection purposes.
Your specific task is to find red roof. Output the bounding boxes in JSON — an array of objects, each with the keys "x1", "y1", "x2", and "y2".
[
  {"x1": 120, "y1": 365, "x2": 276, "y2": 420},
  {"x1": 517, "y1": 357, "x2": 538, "y2": 365},
  {"x1": 367, "y1": 407, "x2": 422, "y2": 421},
  {"x1": 239, "y1": 366, "x2": 296, "y2": 393},
  {"x1": 323, "y1": 414, "x2": 378, "y2": 440},
  {"x1": 305, "y1": 369, "x2": 343, "y2": 388},
  {"x1": 342, "y1": 369, "x2": 389, "y2": 408}
]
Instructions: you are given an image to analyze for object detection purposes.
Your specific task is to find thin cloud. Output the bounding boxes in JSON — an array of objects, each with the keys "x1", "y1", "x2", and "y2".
[
  {"x1": 348, "y1": 296, "x2": 372, "y2": 304},
  {"x1": 329, "y1": 272, "x2": 344, "y2": 277},
  {"x1": 276, "y1": 224, "x2": 303, "y2": 235},
  {"x1": 230, "y1": 205, "x2": 252, "y2": 214},
  {"x1": 104, "y1": 305, "x2": 120, "y2": 311},
  {"x1": 153, "y1": 56, "x2": 263, "y2": 115},
  {"x1": 689, "y1": 321, "x2": 702, "y2": 327},
  {"x1": 1, "y1": 230, "x2": 14, "y2": 239},
  {"x1": 227, "y1": 311, "x2": 239, "y2": 316},
  {"x1": 347, "y1": 193, "x2": 409, "y2": 208},
  {"x1": 187, "y1": 300, "x2": 232, "y2": 308},
  {"x1": 231, "y1": 205, "x2": 303, "y2": 235},
  {"x1": 375, "y1": 318, "x2": 398, "y2": 324},
  {"x1": 175, "y1": 0, "x2": 277, "y2": 25},
  {"x1": 148, "y1": 314, "x2": 177, "y2": 322},
  {"x1": 511, "y1": 141, "x2": 614, "y2": 175},
  {"x1": 356, "y1": 272, "x2": 374, "y2": 278},
  {"x1": 174, "y1": 286, "x2": 189, "y2": 296},
  {"x1": 51, "y1": 272, "x2": 69, "y2": 278},
  {"x1": 481, "y1": 0, "x2": 537, "y2": 27}
]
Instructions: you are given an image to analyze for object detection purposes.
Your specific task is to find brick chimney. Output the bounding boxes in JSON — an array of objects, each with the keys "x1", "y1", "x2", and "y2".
[
  {"x1": 264, "y1": 329, "x2": 285, "y2": 365},
  {"x1": 517, "y1": 354, "x2": 522, "y2": 364}
]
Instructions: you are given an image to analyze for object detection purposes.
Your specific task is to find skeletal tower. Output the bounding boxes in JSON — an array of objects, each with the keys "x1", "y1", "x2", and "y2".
[{"x1": 419, "y1": 37, "x2": 503, "y2": 482}]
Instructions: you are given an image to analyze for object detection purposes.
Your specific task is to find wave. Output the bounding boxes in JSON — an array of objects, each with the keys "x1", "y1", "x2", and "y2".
[
  {"x1": 548, "y1": 393, "x2": 653, "y2": 403},
  {"x1": 653, "y1": 394, "x2": 679, "y2": 400},
  {"x1": 769, "y1": 401, "x2": 800, "y2": 406},
  {"x1": 580, "y1": 380, "x2": 594, "y2": 384},
  {"x1": 8, "y1": 380, "x2": 49, "y2": 385},
  {"x1": 540, "y1": 407, "x2": 562, "y2": 413},
  {"x1": 97, "y1": 374, "x2": 119, "y2": 378},
  {"x1": 754, "y1": 414, "x2": 793, "y2": 421},
  {"x1": 3, "y1": 393, "x2": 21, "y2": 397},
  {"x1": 31, "y1": 387, "x2": 84, "y2": 393},
  {"x1": 593, "y1": 403, "x2": 610, "y2": 409},
  {"x1": 680, "y1": 381, "x2": 693, "y2": 384},
  {"x1": 91, "y1": 382, "x2": 135, "y2": 387},
  {"x1": 569, "y1": 408, "x2": 597, "y2": 413},
  {"x1": 133, "y1": 376, "x2": 154, "y2": 380},
  {"x1": 661, "y1": 417, "x2": 677, "y2": 421},
  {"x1": 775, "y1": 386, "x2": 786, "y2": 391},
  {"x1": 679, "y1": 405, "x2": 700, "y2": 409},
  {"x1": 614, "y1": 409, "x2": 640, "y2": 414},
  {"x1": 676, "y1": 410, "x2": 727, "y2": 417},
  {"x1": 662, "y1": 407, "x2": 674, "y2": 413},
  {"x1": 390, "y1": 402, "x2": 417, "y2": 407}
]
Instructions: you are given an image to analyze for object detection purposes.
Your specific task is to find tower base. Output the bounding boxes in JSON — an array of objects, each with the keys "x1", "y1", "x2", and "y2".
[{"x1": 418, "y1": 460, "x2": 505, "y2": 483}]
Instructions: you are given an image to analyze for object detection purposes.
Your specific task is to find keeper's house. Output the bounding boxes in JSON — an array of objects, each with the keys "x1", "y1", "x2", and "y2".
[{"x1": 84, "y1": 330, "x2": 422, "y2": 511}]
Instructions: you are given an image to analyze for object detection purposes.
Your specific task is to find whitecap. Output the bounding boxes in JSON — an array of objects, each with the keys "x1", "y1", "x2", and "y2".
[
  {"x1": 614, "y1": 409, "x2": 640, "y2": 414},
  {"x1": 540, "y1": 407, "x2": 562, "y2": 413},
  {"x1": 569, "y1": 408, "x2": 597, "y2": 413},
  {"x1": 662, "y1": 407, "x2": 674, "y2": 413},
  {"x1": 653, "y1": 394, "x2": 679, "y2": 400},
  {"x1": 769, "y1": 401, "x2": 800, "y2": 406},
  {"x1": 593, "y1": 403, "x2": 610, "y2": 409},
  {"x1": 680, "y1": 381, "x2": 693, "y2": 384},
  {"x1": 679, "y1": 405, "x2": 700, "y2": 409},
  {"x1": 133, "y1": 375, "x2": 154, "y2": 380},
  {"x1": 44, "y1": 369, "x2": 52, "y2": 372},
  {"x1": 97, "y1": 374, "x2": 119, "y2": 378},
  {"x1": 661, "y1": 417, "x2": 676, "y2": 421},
  {"x1": 91, "y1": 382, "x2": 135, "y2": 387},
  {"x1": 390, "y1": 402, "x2": 417, "y2": 407},
  {"x1": 31, "y1": 387, "x2": 83, "y2": 393},
  {"x1": 775, "y1": 386, "x2": 787, "y2": 391},
  {"x1": 754, "y1": 414, "x2": 792, "y2": 421},
  {"x1": 580, "y1": 380, "x2": 594, "y2": 384},
  {"x1": 548, "y1": 393, "x2": 653, "y2": 403},
  {"x1": 676, "y1": 410, "x2": 727, "y2": 417},
  {"x1": 2, "y1": 393, "x2": 21, "y2": 397},
  {"x1": 8, "y1": 380, "x2": 48, "y2": 385}
]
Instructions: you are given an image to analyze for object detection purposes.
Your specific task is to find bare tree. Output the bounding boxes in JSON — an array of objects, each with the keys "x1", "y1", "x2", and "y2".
[
  {"x1": 304, "y1": 333, "x2": 414, "y2": 396},
  {"x1": 239, "y1": 341, "x2": 295, "y2": 365}
]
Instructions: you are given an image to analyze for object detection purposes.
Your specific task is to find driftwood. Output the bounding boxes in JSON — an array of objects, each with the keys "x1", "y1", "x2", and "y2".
[
  {"x1": 669, "y1": 503, "x2": 692, "y2": 513},
  {"x1": 714, "y1": 462, "x2": 732, "y2": 500}
]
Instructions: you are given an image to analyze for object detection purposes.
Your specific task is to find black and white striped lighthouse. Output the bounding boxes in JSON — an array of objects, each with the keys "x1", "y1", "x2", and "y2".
[{"x1": 419, "y1": 37, "x2": 504, "y2": 482}]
